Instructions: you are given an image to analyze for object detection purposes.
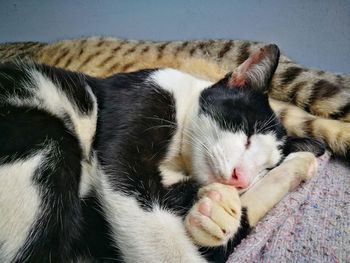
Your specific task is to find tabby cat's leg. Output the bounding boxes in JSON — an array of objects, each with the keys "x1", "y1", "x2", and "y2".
[
  {"x1": 184, "y1": 151, "x2": 317, "y2": 262},
  {"x1": 240, "y1": 151, "x2": 317, "y2": 226},
  {"x1": 271, "y1": 98, "x2": 350, "y2": 159}
]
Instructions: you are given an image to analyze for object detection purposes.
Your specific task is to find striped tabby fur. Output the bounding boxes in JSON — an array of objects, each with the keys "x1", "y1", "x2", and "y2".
[{"x1": 0, "y1": 37, "x2": 349, "y2": 158}]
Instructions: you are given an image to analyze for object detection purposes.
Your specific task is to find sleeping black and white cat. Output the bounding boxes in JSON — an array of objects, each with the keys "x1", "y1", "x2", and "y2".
[{"x1": 0, "y1": 45, "x2": 324, "y2": 263}]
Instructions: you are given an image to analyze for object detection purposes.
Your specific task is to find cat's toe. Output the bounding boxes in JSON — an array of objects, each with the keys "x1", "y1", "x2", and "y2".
[{"x1": 185, "y1": 183, "x2": 242, "y2": 247}]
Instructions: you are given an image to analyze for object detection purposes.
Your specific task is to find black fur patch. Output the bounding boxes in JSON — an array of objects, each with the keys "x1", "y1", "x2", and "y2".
[
  {"x1": 306, "y1": 80, "x2": 341, "y2": 112},
  {"x1": 280, "y1": 67, "x2": 305, "y2": 85},
  {"x1": 236, "y1": 42, "x2": 251, "y2": 65},
  {"x1": 199, "y1": 77, "x2": 286, "y2": 139},
  {"x1": 283, "y1": 137, "x2": 326, "y2": 157},
  {"x1": 0, "y1": 63, "x2": 34, "y2": 101},
  {"x1": 217, "y1": 40, "x2": 233, "y2": 59},
  {"x1": 330, "y1": 101, "x2": 350, "y2": 119}
]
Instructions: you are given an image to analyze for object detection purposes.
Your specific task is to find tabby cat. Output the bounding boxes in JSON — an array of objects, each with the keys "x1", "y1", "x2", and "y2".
[
  {"x1": 0, "y1": 45, "x2": 323, "y2": 262},
  {"x1": 1, "y1": 37, "x2": 349, "y2": 160}
]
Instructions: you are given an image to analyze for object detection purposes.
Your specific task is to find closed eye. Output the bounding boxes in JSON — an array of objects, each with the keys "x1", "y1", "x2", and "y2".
[{"x1": 245, "y1": 137, "x2": 251, "y2": 149}]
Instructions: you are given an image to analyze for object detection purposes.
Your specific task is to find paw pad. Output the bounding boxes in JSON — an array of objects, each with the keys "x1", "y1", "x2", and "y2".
[
  {"x1": 208, "y1": 190, "x2": 221, "y2": 201},
  {"x1": 198, "y1": 200, "x2": 211, "y2": 217}
]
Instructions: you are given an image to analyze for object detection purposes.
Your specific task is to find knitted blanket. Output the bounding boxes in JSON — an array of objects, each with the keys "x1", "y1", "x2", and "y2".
[{"x1": 227, "y1": 155, "x2": 350, "y2": 263}]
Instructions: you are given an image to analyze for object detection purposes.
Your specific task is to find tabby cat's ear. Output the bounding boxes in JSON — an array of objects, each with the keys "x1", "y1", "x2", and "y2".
[{"x1": 228, "y1": 44, "x2": 280, "y2": 92}]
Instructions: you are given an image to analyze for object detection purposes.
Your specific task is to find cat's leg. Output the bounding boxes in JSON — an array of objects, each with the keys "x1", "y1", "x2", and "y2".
[
  {"x1": 0, "y1": 131, "x2": 87, "y2": 262},
  {"x1": 240, "y1": 151, "x2": 317, "y2": 226},
  {"x1": 98, "y1": 174, "x2": 208, "y2": 263},
  {"x1": 184, "y1": 151, "x2": 317, "y2": 262},
  {"x1": 271, "y1": 98, "x2": 350, "y2": 159},
  {"x1": 0, "y1": 63, "x2": 101, "y2": 262}
]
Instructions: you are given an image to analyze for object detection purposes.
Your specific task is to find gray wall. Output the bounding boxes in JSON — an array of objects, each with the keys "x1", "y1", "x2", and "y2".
[{"x1": 0, "y1": 0, "x2": 349, "y2": 73}]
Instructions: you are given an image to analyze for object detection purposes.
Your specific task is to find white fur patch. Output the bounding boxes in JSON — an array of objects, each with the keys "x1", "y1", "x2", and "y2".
[
  {"x1": 150, "y1": 69, "x2": 213, "y2": 185},
  {"x1": 79, "y1": 154, "x2": 99, "y2": 197},
  {"x1": 98, "y1": 172, "x2": 207, "y2": 263},
  {"x1": 159, "y1": 168, "x2": 189, "y2": 187},
  {"x1": 150, "y1": 68, "x2": 212, "y2": 125},
  {"x1": 0, "y1": 153, "x2": 42, "y2": 262}
]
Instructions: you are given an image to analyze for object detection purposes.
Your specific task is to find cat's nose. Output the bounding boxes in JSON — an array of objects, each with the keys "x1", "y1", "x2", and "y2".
[{"x1": 230, "y1": 168, "x2": 249, "y2": 188}]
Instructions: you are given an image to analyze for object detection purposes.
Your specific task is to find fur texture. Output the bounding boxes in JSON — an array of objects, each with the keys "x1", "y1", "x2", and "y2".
[
  {"x1": 0, "y1": 37, "x2": 349, "y2": 160},
  {"x1": 0, "y1": 47, "x2": 324, "y2": 262}
]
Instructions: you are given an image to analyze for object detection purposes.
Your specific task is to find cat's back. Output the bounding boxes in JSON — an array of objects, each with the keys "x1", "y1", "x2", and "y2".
[
  {"x1": 92, "y1": 68, "x2": 213, "y2": 200},
  {"x1": 92, "y1": 68, "x2": 181, "y2": 170},
  {"x1": 93, "y1": 68, "x2": 211, "y2": 155}
]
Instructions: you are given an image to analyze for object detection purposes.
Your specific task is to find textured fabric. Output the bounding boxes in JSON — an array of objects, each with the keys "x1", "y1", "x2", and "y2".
[{"x1": 227, "y1": 155, "x2": 350, "y2": 263}]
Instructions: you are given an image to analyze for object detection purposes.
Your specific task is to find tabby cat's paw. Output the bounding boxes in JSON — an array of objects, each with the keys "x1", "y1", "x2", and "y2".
[{"x1": 185, "y1": 183, "x2": 241, "y2": 247}]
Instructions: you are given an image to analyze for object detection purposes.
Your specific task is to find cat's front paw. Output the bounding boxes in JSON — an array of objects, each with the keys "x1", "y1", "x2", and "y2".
[
  {"x1": 283, "y1": 151, "x2": 318, "y2": 190},
  {"x1": 185, "y1": 183, "x2": 241, "y2": 247}
]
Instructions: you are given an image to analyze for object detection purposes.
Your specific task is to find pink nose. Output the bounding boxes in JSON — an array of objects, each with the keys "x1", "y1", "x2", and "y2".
[{"x1": 230, "y1": 168, "x2": 249, "y2": 188}]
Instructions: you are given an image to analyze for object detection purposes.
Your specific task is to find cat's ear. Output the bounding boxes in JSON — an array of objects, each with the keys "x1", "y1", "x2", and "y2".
[{"x1": 228, "y1": 44, "x2": 280, "y2": 92}]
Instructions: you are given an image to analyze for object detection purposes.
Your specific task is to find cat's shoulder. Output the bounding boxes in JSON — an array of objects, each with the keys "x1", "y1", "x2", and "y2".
[
  {"x1": 149, "y1": 68, "x2": 212, "y2": 92},
  {"x1": 102, "y1": 68, "x2": 212, "y2": 108},
  {"x1": 105, "y1": 67, "x2": 212, "y2": 89},
  {"x1": 146, "y1": 68, "x2": 213, "y2": 120}
]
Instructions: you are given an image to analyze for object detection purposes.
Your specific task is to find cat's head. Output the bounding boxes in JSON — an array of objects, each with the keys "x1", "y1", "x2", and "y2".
[{"x1": 190, "y1": 44, "x2": 285, "y2": 190}]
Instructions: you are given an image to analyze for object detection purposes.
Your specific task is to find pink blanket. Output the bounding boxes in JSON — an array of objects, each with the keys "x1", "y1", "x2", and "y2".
[{"x1": 227, "y1": 154, "x2": 350, "y2": 262}]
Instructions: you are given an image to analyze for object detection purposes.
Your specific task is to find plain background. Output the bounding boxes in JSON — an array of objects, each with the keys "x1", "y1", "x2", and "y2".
[{"x1": 0, "y1": 0, "x2": 349, "y2": 73}]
